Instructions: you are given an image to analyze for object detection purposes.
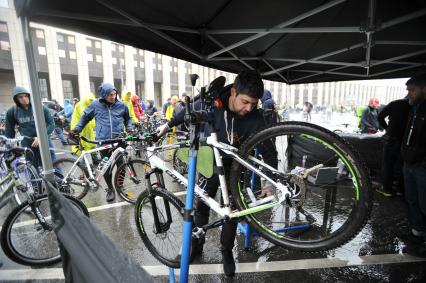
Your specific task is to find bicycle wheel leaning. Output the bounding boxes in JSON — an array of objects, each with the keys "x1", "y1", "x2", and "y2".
[
  {"x1": 135, "y1": 187, "x2": 190, "y2": 268},
  {"x1": 12, "y1": 161, "x2": 40, "y2": 206},
  {"x1": 114, "y1": 159, "x2": 151, "y2": 204},
  {"x1": 53, "y1": 157, "x2": 89, "y2": 200},
  {"x1": 1, "y1": 194, "x2": 89, "y2": 266},
  {"x1": 229, "y1": 121, "x2": 373, "y2": 252}
]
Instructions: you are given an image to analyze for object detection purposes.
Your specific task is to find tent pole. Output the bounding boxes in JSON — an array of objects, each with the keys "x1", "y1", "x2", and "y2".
[{"x1": 19, "y1": 14, "x2": 55, "y2": 182}]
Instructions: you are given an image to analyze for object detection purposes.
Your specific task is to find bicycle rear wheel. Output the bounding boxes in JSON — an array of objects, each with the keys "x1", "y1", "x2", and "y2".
[
  {"x1": 13, "y1": 162, "x2": 41, "y2": 205},
  {"x1": 135, "y1": 188, "x2": 189, "y2": 268},
  {"x1": 114, "y1": 159, "x2": 151, "y2": 204},
  {"x1": 1, "y1": 194, "x2": 89, "y2": 266},
  {"x1": 53, "y1": 157, "x2": 89, "y2": 199},
  {"x1": 229, "y1": 121, "x2": 372, "y2": 252}
]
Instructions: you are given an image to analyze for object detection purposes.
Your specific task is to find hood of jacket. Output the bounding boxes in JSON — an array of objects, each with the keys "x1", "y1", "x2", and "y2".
[
  {"x1": 147, "y1": 99, "x2": 155, "y2": 109},
  {"x1": 121, "y1": 90, "x2": 132, "y2": 103},
  {"x1": 80, "y1": 94, "x2": 96, "y2": 108},
  {"x1": 261, "y1": 90, "x2": 272, "y2": 104},
  {"x1": 12, "y1": 86, "x2": 31, "y2": 106},
  {"x1": 98, "y1": 83, "x2": 117, "y2": 102},
  {"x1": 64, "y1": 99, "x2": 71, "y2": 106}
]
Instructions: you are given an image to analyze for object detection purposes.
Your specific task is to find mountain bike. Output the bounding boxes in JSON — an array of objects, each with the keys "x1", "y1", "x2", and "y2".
[
  {"x1": 53, "y1": 134, "x2": 149, "y2": 204},
  {"x1": 0, "y1": 145, "x2": 88, "y2": 266},
  {"x1": 134, "y1": 77, "x2": 373, "y2": 268}
]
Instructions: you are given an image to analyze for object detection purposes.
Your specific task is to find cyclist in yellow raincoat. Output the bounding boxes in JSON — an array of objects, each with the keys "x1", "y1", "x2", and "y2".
[
  {"x1": 121, "y1": 90, "x2": 138, "y2": 124},
  {"x1": 165, "y1": 95, "x2": 178, "y2": 121},
  {"x1": 70, "y1": 94, "x2": 97, "y2": 162}
]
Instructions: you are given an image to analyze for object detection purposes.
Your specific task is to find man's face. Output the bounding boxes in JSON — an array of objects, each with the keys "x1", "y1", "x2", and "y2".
[
  {"x1": 105, "y1": 90, "x2": 117, "y2": 103},
  {"x1": 16, "y1": 93, "x2": 30, "y2": 106},
  {"x1": 229, "y1": 87, "x2": 258, "y2": 116},
  {"x1": 406, "y1": 84, "x2": 425, "y2": 105},
  {"x1": 126, "y1": 92, "x2": 132, "y2": 100}
]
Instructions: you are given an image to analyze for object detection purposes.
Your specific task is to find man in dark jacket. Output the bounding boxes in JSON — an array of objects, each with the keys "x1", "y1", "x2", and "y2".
[
  {"x1": 72, "y1": 83, "x2": 132, "y2": 202},
  {"x1": 361, "y1": 98, "x2": 380, "y2": 134},
  {"x1": 5, "y1": 86, "x2": 56, "y2": 169},
  {"x1": 400, "y1": 74, "x2": 426, "y2": 257},
  {"x1": 157, "y1": 70, "x2": 277, "y2": 277},
  {"x1": 377, "y1": 97, "x2": 411, "y2": 196},
  {"x1": 261, "y1": 90, "x2": 279, "y2": 125}
]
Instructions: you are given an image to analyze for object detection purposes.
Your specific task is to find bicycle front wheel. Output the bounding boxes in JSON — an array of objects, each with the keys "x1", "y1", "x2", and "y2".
[
  {"x1": 53, "y1": 157, "x2": 89, "y2": 199},
  {"x1": 114, "y1": 159, "x2": 151, "y2": 204},
  {"x1": 0, "y1": 194, "x2": 89, "y2": 266},
  {"x1": 135, "y1": 188, "x2": 188, "y2": 268},
  {"x1": 229, "y1": 122, "x2": 372, "y2": 252}
]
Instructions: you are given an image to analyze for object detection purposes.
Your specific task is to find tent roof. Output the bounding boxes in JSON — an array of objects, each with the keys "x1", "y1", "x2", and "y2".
[{"x1": 16, "y1": 0, "x2": 426, "y2": 83}]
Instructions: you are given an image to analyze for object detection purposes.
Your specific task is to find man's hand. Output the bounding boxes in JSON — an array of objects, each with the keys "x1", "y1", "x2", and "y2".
[
  {"x1": 68, "y1": 129, "x2": 79, "y2": 137},
  {"x1": 257, "y1": 181, "x2": 274, "y2": 199},
  {"x1": 156, "y1": 123, "x2": 170, "y2": 137},
  {"x1": 31, "y1": 137, "x2": 39, "y2": 148}
]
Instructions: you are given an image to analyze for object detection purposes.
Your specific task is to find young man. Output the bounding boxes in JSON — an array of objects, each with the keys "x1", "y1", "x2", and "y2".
[
  {"x1": 5, "y1": 86, "x2": 56, "y2": 169},
  {"x1": 400, "y1": 74, "x2": 426, "y2": 257},
  {"x1": 157, "y1": 70, "x2": 277, "y2": 277},
  {"x1": 71, "y1": 83, "x2": 132, "y2": 202},
  {"x1": 361, "y1": 98, "x2": 380, "y2": 134}
]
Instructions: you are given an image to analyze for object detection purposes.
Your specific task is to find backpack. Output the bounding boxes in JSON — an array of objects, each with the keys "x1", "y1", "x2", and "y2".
[{"x1": 262, "y1": 107, "x2": 280, "y2": 126}]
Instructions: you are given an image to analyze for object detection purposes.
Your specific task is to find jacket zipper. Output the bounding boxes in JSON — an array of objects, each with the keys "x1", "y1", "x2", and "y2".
[{"x1": 108, "y1": 105, "x2": 113, "y2": 139}]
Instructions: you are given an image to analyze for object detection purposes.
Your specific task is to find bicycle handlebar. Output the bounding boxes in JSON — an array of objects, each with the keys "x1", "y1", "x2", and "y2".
[
  {"x1": 0, "y1": 136, "x2": 24, "y2": 145},
  {"x1": 76, "y1": 133, "x2": 157, "y2": 145}
]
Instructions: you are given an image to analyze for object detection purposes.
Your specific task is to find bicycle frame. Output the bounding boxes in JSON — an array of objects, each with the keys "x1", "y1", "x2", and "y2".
[
  {"x1": 146, "y1": 131, "x2": 291, "y2": 220},
  {"x1": 62, "y1": 142, "x2": 126, "y2": 184}
]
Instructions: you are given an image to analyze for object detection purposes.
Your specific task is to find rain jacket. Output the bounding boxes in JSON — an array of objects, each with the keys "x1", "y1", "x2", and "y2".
[
  {"x1": 62, "y1": 99, "x2": 74, "y2": 120},
  {"x1": 355, "y1": 105, "x2": 366, "y2": 129},
  {"x1": 361, "y1": 106, "x2": 379, "y2": 134},
  {"x1": 5, "y1": 86, "x2": 55, "y2": 144},
  {"x1": 74, "y1": 83, "x2": 132, "y2": 140},
  {"x1": 121, "y1": 90, "x2": 138, "y2": 123},
  {"x1": 71, "y1": 94, "x2": 96, "y2": 154},
  {"x1": 131, "y1": 94, "x2": 143, "y2": 120},
  {"x1": 145, "y1": 100, "x2": 157, "y2": 116},
  {"x1": 166, "y1": 96, "x2": 178, "y2": 121},
  {"x1": 261, "y1": 90, "x2": 275, "y2": 110}
]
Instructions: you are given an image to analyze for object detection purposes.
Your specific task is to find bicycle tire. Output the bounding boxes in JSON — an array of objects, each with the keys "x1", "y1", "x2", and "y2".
[
  {"x1": 12, "y1": 162, "x2": 40, "y2": 206},
  {"x1": 229, "y1": 121, "x2": 372, "y2": 252},
  {"x1": 53, "y1": 157, "x2": 89, "y2": 200},
  {"x1": 135, "y1": 188, "x2": 190, "y2": 268},
  {"x1": 114, "y1": 159, "x2": 151, "y2": 204},
  {"x1": 1, "y1": 194, "x2": 89, "y2": 266}
]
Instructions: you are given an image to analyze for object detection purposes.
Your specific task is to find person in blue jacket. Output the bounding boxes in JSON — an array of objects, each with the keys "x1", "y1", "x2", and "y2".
[
  {"x1": 61, "y1": 98, "x2": 74, "y2": 121},
  {"x1": 5, "y1": 86, "x2": 57, "y2": 169},
  {"x1": 71, "y1": 83, "x2": 132, "y2": 202}
]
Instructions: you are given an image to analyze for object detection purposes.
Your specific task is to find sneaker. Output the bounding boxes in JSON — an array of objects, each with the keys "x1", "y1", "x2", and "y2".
[
  {"x1": 411, "y1": 228, "x2": 426, "y2": 238},
  {"x1": 375, "y1": 187, "x2": 394, "y2": 197},
  {"x1": 106, "y1": 189, "x2": 115, "y2": 202},
  {"x1": 221, "y1": 249, "x2": 236, "y2": 277}
]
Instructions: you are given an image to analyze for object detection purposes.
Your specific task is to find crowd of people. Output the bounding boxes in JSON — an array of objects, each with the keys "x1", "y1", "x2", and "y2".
[{"x1": 2, "y1": 71, "x2": 426, "y2": 274}]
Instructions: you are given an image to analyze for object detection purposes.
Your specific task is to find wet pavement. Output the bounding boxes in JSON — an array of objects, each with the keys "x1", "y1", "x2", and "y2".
[{"x1": 1, "y1": 113, "x2": 426, "y2": 282}]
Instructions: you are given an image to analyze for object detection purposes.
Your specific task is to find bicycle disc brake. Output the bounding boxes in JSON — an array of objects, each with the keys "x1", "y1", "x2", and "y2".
[{"x1": 288, "y1": 174, "x2": 307, "y2": 207}]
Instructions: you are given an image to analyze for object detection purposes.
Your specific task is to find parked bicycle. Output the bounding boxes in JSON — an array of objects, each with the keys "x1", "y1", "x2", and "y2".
[
  {"x1": 0, "y1": 144, "x2": 88, "y2": 266},
  {"x1": 53, "y1": 134, "x2": 150, "y2": 204},
  {"x1": 134, "y1": 77, "x2": 373, "y2": 268}
]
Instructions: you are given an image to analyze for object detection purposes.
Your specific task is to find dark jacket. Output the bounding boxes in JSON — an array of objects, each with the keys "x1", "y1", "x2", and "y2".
[
  {"x1": 261, "y1": 90, "x2": 275, "y2": 110},
  {"x1": 74, "y1": 83, "x2": 132, "y2": 140},
  {"x1": 5, "y1": 86, "x2": 55, "y2": 144},
  {"x1": 401, "y1": 99, "x2": 426, "y2": 164},
  {"x1": 377, "y1": 98, "x2": 411, "y2": 141},
  {"x1": 145, "y1": 100, "x2": 158, "y2": 116},
  {"x1": 361, "y1": 106, "x2": 379, "y2": 134},
  {"x1": 168, "y1": 85, "x2": 277, "y2": 167}
]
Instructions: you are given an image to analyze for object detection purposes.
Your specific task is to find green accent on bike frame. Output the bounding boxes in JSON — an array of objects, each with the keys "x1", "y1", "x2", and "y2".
[
  {"x1": 301, "y1": 134, "x2": 360, "y2": 201},
  {"x1": 232, "y1": 201, "x2": 278, "y2": 217}
]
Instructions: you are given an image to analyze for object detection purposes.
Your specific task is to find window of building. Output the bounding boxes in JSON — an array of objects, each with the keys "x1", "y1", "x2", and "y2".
[
  {"x1": 68, "y1": 36, "x2": 75, "y2": 44},
  {"x1": 0, "y1": 23, "x2": 7, "y2": 33},
  {"x1": 58, "y1": 49, "x2": 66, "y2": 58},
  {"x1": 62, "y1": 80, "x2": 74, "y2": 99},
  {"x1": 152, "y1": 64, "x2": 156, "y2": 70},
  {"x1": 111, "y1": 44, "x2": 116, "y2": 51},
  {"x1": 35, "y1": 29, "x2": 44, "y2": 39},
  {"x1": 95, "y1": 41, "x2": 101, "y2": 49},
  {"x1": 86, "y1": 39, "x2": 92, "y2": 47},
  {"x1": 69, "y1": 51, "x2": 76, "y2": 59},
  {"x1": 0, "y1": 40, "x2": 10, "y2": 51},
  {"x1": 87, "y1": 54, "x2": 93, "y2": 61},
  {"x1": 96, "y1": 55, "x2": 102, "y2": 63},
  {"x1": 37, "y1": 46, "x2": 46, "y2": 55},
  {"x1": 119, "y1": 58, "x2": 125, "y2": 66},
  {"x1": 138, "y1": 49, "x2": 144, "y2": 56},
  {"x1": 57, "y1": 34, "x2": 64, "y2": 43},
  {"x1": 140, "y1": 61, "x2": 144, "y2": 68},
  {"x1": 173, "y1": 66, "x2": 178, "y2": 73},
  {"x1": 119, "y1": 45, "x2": 124, "y2": 53},
  {"x1": 39, "y1": 78, "x2": 49, "y2": 100},
  {"x1": 134, "y1": 60, "x2": 138, "y2": 68},
  {"x1": 158, "y1": 65, "x2": 162, "y2": 71},
  {"x1": 112, "y1": 57, "x2": 117, "y2": 64}
]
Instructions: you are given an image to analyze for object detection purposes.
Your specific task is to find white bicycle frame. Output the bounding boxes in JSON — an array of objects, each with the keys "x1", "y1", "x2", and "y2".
[
  {"x1": 146, "y1": 131, "x2": 292, "y2": 220},
  {"x1": 61, "y1": 142, "x2": 126, "y2": 184}
]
